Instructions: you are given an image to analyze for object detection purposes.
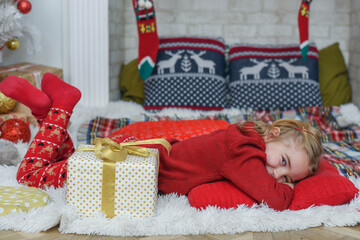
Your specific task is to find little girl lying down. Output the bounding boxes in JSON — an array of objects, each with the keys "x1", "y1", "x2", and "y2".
[{"x1": 0, "y1": 73, "x2": 323, "y2": 211}]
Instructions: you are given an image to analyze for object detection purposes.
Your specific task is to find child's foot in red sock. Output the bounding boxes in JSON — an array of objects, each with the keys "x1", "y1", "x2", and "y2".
[
  {"x1": 41, "y1": 73, "x2": 81, "y2": 112},
  {"x1": 0, "y1": 76, "x2": 51, "y2": 119}
]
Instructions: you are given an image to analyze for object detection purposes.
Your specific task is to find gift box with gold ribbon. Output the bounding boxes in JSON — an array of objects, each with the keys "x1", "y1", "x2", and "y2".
[{"x1": 66, "y1": 137, "x2": 170, "y2": 218}]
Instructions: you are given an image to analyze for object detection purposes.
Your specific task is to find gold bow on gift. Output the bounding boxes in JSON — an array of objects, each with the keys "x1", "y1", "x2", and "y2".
[
  {"x1": 90, "y1": 137, "x2": 170, "y2": 162},
  {"x1": 77, "y1": 137, "x2": 171, "y2": 218}
]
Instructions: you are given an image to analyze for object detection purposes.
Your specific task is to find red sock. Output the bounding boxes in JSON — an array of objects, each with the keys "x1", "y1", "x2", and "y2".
[
  {"x1": 0, "y1": 76, "x2": 51, "y2": 121},
  {"x1": 41, "y1": 72, "x2": 81, "y2": 113},
  {"x1": 298, "y1": 0, "x2": 312, "y2": 60},
  {"x1": 132, "y1": 0, "x2": 159, "y2": 80}
]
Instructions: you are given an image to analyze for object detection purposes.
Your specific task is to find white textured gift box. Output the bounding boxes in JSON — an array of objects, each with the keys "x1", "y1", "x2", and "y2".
[{"x1": 66, "y1": 144, "x2": 159, "y2": 218}]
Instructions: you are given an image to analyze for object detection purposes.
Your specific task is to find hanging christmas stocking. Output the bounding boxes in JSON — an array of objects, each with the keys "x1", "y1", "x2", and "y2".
[
  {"x1": 298, "y1": 0, "x2": 312, "y2": 60},
  {"x1": 132, "y1": 0, "x2": 159, "y2": 80}
]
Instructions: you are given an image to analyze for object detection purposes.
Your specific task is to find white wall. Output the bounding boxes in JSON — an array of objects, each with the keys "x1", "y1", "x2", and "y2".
[
  {"x1": 109, "y1": 0, "x2": 125, "y2": 101},
  {"x1": 1, "y1": 0, "x2": 63, "y2": 68},
  {"x1": 123, "y1": 0, "x2": 351, "y2": 64},
  {"x1": 122, "y1": 0, "x2": 360, "y2": 106},
  {"x1": 349, "y1": 0, "x2": 360, "y2": 106},
  {"x1": 1, "y1": 0, "x2": 359, "y2": 106},
  {"x1": 1, "y1": 0, "x2": 112, "y2": 107},
  {"x1": 62, "y1": 0, "x2": 109, "y2": 108}
]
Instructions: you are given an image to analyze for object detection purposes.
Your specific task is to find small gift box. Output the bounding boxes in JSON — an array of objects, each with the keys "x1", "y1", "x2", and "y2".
[
  {"x1": 0, "y1": 62, "x2": 63, "y2": 88},
  {"x1": 0, "y1": 112, "x2": 27, "y2": 125},
  {"x1": 0, "y1": 186, "x2": 49, "y2": 216},
  {"x1": 0, "y1": 63, "x2": 63, "y2": 126},
  {"x1": 66, "y1": 138, "x2": 170, "y2": 218}
]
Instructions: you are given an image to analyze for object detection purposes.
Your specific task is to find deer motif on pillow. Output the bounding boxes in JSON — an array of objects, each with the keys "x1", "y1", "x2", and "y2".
[
  {"x1": 239, "y1": 59, "x2": 272, "y2": 80},
  {"x1": 228, "y1": 43, "x2": 322, "y2": 110},
  {"x1": 144, "y1": 37, "x2": 227, "y2": 111},
  {"x1": 275, "y1": 58, "x2": 309, "y2": 79},
  {"x1": 157, "y1": 50, "x2": 184, "y2": 74}
]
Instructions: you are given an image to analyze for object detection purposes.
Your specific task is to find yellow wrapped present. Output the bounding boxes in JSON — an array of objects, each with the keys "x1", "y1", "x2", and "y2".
[
  {"x1": 0, "y1": 186, "x2": 49, "y2": 216},
  {"x1": 66, "y1": 138, "x2": 170, "y2": 218}
]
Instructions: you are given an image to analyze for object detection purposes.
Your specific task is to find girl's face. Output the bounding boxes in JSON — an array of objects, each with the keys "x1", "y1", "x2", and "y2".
[{"x1": 265, "y1": 135, "x2": 310, "y2": 183}]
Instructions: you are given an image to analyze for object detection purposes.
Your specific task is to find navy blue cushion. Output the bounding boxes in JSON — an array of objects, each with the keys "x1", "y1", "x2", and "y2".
[
  {"x1": 228, "y1": 43, "x2": 323, "y2": 110},
  {"x1": 144, "y1": 37, "x2": 227, "y2": 111}
]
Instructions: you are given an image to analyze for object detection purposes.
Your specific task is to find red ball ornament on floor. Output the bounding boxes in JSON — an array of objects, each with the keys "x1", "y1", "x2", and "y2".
[
  {"x1": 0, "y1": 119, "x2": 31, "y2": 143},
  {"x1": 17, "y1": 0, "x2": 32, "y2": 14}
]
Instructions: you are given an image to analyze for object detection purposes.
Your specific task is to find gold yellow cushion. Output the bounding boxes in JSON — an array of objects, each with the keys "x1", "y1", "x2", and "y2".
[
  {"x1": 119, "y1": 59, "x2": 145, "y2": 105},
  {"x1": 319, "y1": 42, "x2": 351, "y2": 106}
]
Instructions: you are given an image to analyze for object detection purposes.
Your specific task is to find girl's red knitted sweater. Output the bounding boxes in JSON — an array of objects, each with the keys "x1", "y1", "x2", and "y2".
[{"x1": 149, "y1": 124, "x2": 294, "y2": 211}]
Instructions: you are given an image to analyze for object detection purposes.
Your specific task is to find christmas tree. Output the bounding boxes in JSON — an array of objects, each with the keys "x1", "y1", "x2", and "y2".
[
  {"x1": 0, "y1": 0, "x2": 40, "y2": 62},
  {"x1": 267, "y1": 63, "x2": 280, "y2": 79}
]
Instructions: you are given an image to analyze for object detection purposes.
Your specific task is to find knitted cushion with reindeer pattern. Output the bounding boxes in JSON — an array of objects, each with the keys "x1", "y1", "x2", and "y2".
[
  {"x1": 228, "y1": 43, "x2": 322, "y2": 110},
  {"x1": 144, "y1": 37, "x2": 227, "y2": 111}
]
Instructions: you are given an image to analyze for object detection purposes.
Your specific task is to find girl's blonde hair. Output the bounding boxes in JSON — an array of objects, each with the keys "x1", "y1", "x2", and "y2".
[{"x1": 237, "y1": 119, "x2": 323, "y2": 175}]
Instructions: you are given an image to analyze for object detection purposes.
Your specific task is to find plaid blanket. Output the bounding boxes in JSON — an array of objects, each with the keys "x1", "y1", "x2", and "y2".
[
  {"x1": 323, "y1": 140, "x2": 360, "y2": 178},
  {"x1": 77, "y1": 117, "x2": 130, "y2": 145},
  {"x1": 77, "y1": 106, "x2": 360, "y2": 178}
]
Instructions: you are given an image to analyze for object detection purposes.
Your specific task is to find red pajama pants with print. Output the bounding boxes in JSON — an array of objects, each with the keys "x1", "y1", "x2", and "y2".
[{"x1": 16, "y1": 107, "x2": 138, "y2": 189}]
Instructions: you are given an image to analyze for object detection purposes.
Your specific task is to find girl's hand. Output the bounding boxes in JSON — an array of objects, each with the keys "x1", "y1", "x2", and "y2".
[{"x1": 283, "y1": 182, "x2": 295, "y2": 189}]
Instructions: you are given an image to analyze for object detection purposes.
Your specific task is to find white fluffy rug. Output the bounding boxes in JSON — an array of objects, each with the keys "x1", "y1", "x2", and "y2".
[
  {"x1": 1, "y1": 163, "x2": 360, "y2": 236},
  {"x1": 59, "y1": 188, "x2": 360, "y2": 236},
  {"x1": 1, "y1": 101, "x2": 360, "y2": 235}
]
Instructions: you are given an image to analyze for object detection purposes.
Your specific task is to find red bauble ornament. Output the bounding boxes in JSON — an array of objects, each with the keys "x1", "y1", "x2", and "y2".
[
  {"x1": 0, "y1": 119, "x2": 31, "y2": 143},
  {"x1": 17, "y1": 0, "x2": 32, "y2": 14}
]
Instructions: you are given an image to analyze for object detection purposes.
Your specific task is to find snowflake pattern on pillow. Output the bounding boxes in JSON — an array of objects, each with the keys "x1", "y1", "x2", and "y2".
[
  {"x1": 228, "y1": 43, "x2": 323, "y2": 110},
  {"x1": 144, "y1": 37, "x2": 227, "y2": 111}
]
